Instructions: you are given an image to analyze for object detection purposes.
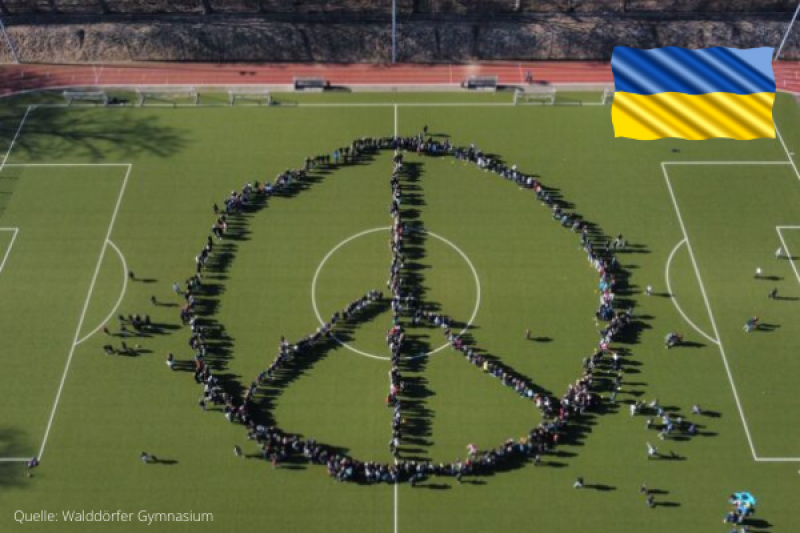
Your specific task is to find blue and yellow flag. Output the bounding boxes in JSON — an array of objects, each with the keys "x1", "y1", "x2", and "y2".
[{"x1": 611, "y1": 47, "x2": 776, "y2": 140}]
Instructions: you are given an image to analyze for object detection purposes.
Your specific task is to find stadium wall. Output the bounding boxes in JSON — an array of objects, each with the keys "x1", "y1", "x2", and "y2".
[{"x1": 0, "y1": 2, "x2": 798, "y2": 62}]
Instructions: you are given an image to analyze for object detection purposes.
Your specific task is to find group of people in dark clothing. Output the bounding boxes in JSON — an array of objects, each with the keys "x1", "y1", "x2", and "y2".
[{"x1": 173, "y1": 130, "x2": 632, "y2": 485}]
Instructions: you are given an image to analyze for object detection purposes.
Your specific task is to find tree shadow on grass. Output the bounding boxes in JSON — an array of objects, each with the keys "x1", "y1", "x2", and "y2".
[{"x1": 9, "y1": 107, "x2": 189, "y2": 162}]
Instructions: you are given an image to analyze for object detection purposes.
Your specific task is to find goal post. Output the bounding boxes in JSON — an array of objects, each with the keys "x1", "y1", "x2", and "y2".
[
  {"x1": 228, "y1": 87, "x2": 272, "y2": 106},
  {"x1": 513, "y1": 87, "x2": 556, "y2": 105},
  {"x1": 602, "y1": 87, "x2": 615, "y2": 105},
  {"x1": 136, "y1": 86, "x2": 199, "y2": 107},
  {"x1": 63, "y1": 90, "x2": 108, "y2": 106}
]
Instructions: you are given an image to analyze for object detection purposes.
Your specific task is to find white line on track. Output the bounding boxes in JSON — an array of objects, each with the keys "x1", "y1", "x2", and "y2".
[
  {"x1": 664, "y1": 238, "x2": 719, "y2": 346},
  {"x1": 74, "y1": 239, "x2": 130, "y2": 346},
  {"x1": 0, "y1": 227, "x2": 19, "y2": 275},
  {"x1": 38, "y1": 164, "x2": 131, "y2": 461}
]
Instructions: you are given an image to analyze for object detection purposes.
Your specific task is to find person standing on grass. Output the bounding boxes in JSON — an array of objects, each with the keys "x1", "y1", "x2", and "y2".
[
  {"x1": 647, "y1": 442, "x2": 658, "y2": 459},
  {"x1": 768, "y1": 287, "x2": 778, "y2": 299},
  {"x1": 166, "y1": 353, "x2": 175, "y2": 370},
  {"x1": 776, "y1": 246, "x2": 783, "y2": 259}
]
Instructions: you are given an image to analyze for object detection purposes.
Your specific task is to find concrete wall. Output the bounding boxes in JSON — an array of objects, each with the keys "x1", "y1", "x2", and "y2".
[{"x1": 1, "y1": 16, "x2": 796, "y2": 63}]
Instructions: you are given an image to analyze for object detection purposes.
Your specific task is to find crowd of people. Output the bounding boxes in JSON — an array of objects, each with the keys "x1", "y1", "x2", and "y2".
[
  {"x1": 387, "y1": 151, "x2": 408, "y2": 458},
  {"x1": 173, "y1": 131, "x2": 633, "y2": 484}
]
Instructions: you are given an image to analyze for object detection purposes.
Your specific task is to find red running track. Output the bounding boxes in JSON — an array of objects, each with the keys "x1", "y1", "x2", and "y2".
[{"x1": 1, "y1": 61, "x2": 799, "y2": 95}]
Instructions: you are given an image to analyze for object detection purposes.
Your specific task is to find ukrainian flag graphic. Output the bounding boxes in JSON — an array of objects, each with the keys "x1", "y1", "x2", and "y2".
[{"x1": 611, "y1": 47, "x2": 776, "y2": 140}]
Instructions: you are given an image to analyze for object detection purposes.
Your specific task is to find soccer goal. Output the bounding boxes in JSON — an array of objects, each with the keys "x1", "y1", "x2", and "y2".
[
  {"x1": 228, "y1": 87, "x2": 272, "y2": 106},
  {"x1": 513, "y1": 87, "x2": 556, "y2": 105},
  {"x1": 63, "y1": 90, "x2": 108, "y2": 106},
  {"x1": 602, "y1": 87, "x2": 615, "y2": 105},
  {"x1": 136, "y1": 86, "x2": 199, "y2": 107}
]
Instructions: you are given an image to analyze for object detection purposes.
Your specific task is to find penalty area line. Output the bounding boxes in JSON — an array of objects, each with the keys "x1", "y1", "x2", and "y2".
[
  {"x1": 0, "y1": 227, "x2": 20, "y2": 275},
  {"x1": 37, "y1": 164, "x2": 132, "y2": 461},
  {"x1": 662, "y1": 162, "x2": 759, "y2": 462}
]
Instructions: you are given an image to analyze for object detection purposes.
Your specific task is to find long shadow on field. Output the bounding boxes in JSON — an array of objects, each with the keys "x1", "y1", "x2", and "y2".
[
  {"x1": 250, "y1": 300, "x2": 391, "y2": 448},
  {"x1": 6, "y1": 107, "x2": 189, "y2": 162},
  {"x1": 172, "y1": 136, "x2": 647, "y2": 483},
  {"x1": 0, "y1": 428, "x2": 33, "y2": 490},
  {"x1": 188, "y1": 148, "x2": 382, "y2": 424},
  {"x1": 395, "y1": 161, "x2": 435, "y2": 460}
]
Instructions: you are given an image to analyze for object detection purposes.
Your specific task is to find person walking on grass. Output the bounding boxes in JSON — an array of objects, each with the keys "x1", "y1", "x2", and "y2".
[
  {"x1": 768, "y1": 287, "x2": 778, "y2": 299},
  {"x1": 743, "y1": 316, "x2": 759, "y2": 333}
]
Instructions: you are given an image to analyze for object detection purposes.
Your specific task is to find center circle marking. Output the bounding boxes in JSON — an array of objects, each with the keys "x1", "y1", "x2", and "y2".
[{"x1": 311, "y1": 226, "x2": 481, "y2": 361}]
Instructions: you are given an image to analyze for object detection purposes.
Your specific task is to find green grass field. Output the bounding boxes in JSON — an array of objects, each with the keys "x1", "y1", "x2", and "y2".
[{"x1": 1, "y1": 90, "x2": 799, "y2": 533}]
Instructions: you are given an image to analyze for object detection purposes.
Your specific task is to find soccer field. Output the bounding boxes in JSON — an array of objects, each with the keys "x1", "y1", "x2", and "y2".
[{"x1": 0, "y1": 90, "x2": 798, "y2": 533}]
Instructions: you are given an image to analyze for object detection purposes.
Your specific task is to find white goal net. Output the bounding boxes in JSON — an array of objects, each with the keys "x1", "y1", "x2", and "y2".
[
  {"x1": 602, "y1": 87, "x2": 615, "y2": 105},
  {"x1": 513, "y1": 87, "x2": 556, "y2": 105},
  {"x1": 63, "y1": 90, "x2": 108, "y2": 106},
  {"x1": 137, "y1": 86, "x2": 199, "y2": 106},
  {"x1": 228, "y1": 87, "x2": 272, "y2": 106}
]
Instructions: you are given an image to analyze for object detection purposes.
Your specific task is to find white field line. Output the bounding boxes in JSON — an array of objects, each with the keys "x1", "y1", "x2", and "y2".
[
  {"x1": 774, "y1": 122, "x2": 800, "y2": 182},
  {"x1": 37, "y1": 164, "x2": 131, "y2": 461},
  {"x1": 664, "y1": 238, "x2": 719, "y2": 346},
  {"x1": 394, "y1": 477, "x2": 399, "y2": 533},
  {"x1": 0, "y1": 227, "x2": 19, "y2": 274},
  {"x1": 4, "y1": 163, "x2": 130, "y2": 167},
  {"x1": 0, "y1": 458, "x2": 33, "y2": 462},
  {"x1": 662, "y1": 162, "x2": 800, "y2": 462},
  {"x1": 310, "y1": 226, "x2": 481, "y2": 361},
  {"x1": 661, "y1": 162, "x2": 759, "y2": 461},
  {"x1": 662, "y1": 161, "x2": 791, "y2": 165},
  {"x1": 0, "y1": 105, "x2": 32, "y2": 172},
  {"x1": 74, "y1": 239, "x2": 129, "y2": 346},
  {"x1": 775, "y1": 227, "x2": 800, "y2": 287}
]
